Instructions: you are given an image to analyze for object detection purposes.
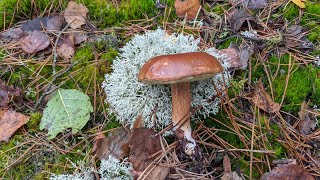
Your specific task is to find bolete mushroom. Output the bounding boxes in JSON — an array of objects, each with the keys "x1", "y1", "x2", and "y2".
[{"x1": 138, "y1": 52, "x2": 223, "y2": 156}]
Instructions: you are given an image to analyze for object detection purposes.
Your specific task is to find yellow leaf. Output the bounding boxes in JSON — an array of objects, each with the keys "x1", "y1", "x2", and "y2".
[{"x1": 291, "y1": 0, "x2": 306, "y2": 8}]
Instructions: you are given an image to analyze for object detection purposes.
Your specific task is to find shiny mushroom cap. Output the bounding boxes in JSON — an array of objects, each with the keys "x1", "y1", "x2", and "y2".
[{"x1": 138, "y1": 52, "x2": 223, "y2": 84}]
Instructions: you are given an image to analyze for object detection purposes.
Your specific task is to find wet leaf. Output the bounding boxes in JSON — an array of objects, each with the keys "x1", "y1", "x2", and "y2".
[
  {"x1": 128, "y1": 128, "x2": 162, "y2": 172},
  {"x1": 0, "y1": 28, "x2": 23, "y2": 42},
  {"x1": 261, "y1": 164, "x2": 314, "y2": 180},
  {"x1": 21, "y1": 16, "x2": 64, "y2": 32},
  {"x1": 251, "y1": 80, "x2": 280, "y2": 113},
  {"x1": 298, "y1": 101, "x2": 317, "y2": 135},
  {"x1": 0, "y1": 109, "x2": 29, "y2": 142},
  {"x1": 92, "y1": 127, "x2": 131, "y2": 160},
  {"x1": 291, "y1": 0, "x2": 306, "y2": 8},
  {"x1": 57, "y1": 35, "x2": 75, "y2": 61},
  {"x1": 64, "y1": 1, "x2": 89, "y2": 29},
  {"x1": 230, "y1": 9, "x2": 256, "y2": 32},
  {"x1": 20, "y1": 30, "x2": 50, "y2": 54},
  {"x1": 0, "y1": 80, "x2": 21, "y2": 108},
  {"x1": 174, "y1": 0, "x2": 201, "y2": 20}
]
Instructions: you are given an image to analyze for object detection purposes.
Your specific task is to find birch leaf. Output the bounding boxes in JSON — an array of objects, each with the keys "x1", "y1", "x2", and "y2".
[
  {"x1": 291, "y1": 0, "x2": 306, "y2": 8},
  {"x1": 39, "y1": 89, "x2": 93, "y2": 139}
]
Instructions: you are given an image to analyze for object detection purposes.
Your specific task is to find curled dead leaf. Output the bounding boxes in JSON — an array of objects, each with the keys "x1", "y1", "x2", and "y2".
[
  {"x1": 20, "y1": 30, "x2": 50, "y2": 54},
  {"x1": 251, "y1": 80, "x2": 280, "y2": 113},
  {"x1": 174, "y1": 0, "x2": 201, "y2": 20},
  {"x1": 64, "y1": 1, "x2": 89, "y2": 29},
  {"x1": 0, "y1": 109, "x2": 29, "y2": 142},
  {"x1": 261, "y1": 164, "x2": 314, "y2": 180}
]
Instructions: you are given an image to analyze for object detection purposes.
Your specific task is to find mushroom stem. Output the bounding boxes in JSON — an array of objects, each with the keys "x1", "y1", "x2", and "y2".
[{"x1": 171, "y1": 82, "x2": 196, "y2": 156}]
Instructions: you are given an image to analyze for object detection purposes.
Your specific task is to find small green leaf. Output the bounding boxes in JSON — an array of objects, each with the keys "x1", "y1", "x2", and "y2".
[{"x1": 40, "y1": 89, "x2": 93, "y2": 139}]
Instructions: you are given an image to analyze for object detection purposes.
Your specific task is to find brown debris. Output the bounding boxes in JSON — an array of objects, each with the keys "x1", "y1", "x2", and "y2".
[
  {"x1": 220, "y1": 155, "x2": 243, "y2": 180},
  {"x1": 128, "y1": 128, "x2": 162, "y2": 172},
  {"x1": 21, "y1": 16, "x2": 64, "y2": 32},
  {"x1": 251, "y1": 80, "x2": 280, "y2": 113},
  {"x1": 284, "y1": 25, "x2": 314, "y2": 50},
  {"x1": 230, "y1": 0, "x2": 268, "y2": 10},
  {"x1": 0, "y1": 109, "x2": 29, "y2": 142},
  {"x1": 92, "y1": 127, "x2": 131, "y2": 160},
  {"x1": 229, "y1": 9, "x2": 256, "y2": 32},
  {"x1": 0, "y1": 28, "x2": 24, "y2": 43},
  {"x1": 0, "y1": 80, "x2": 21, "y2": 108},
  {"x1": 57, "y1": 35, "x2": 75, "y2": 61},
  {"x1": 20, "y1": 30, "x2": 50, "y2": 53},
  {"x1": 298, "y1": 101, "x2": 317, "y2": 135},
  {"x1": 261, "y1": 164, "x2": 315, "y2": 180},
  {"x1": 174, "y1": 0, "x2": 201, "y2": 20},
  {"x1": 64, "y1": 1, "x2": 89, "y2": 29}
]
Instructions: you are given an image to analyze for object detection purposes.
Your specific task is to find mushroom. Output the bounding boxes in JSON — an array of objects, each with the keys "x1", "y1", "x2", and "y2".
[{"x1": 138, "y1": 52, "x2": 223, "y2": 156}]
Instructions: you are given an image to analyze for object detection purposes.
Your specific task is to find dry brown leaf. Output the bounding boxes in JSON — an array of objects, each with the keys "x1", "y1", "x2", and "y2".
[
  {"x1": 74, "y1": 32, "x2": 88, "y2": 45},
  {"x1": 261, "y1": 164, "x2": 314, "y2": 180},
  {"x1": 298, "y1": 101, "x2": 317, "y2": 135},
  {"x1": 229, "y1": 9, "x2": 256, "y2": 32},
  {"x1": 128, "y1": 128, "x2": 162, "y2": 172},
  {"x1": 284, "y1": 25, "x2": 313, "y2": 50},
  {"x1": 20, "y1": 30, "x2": 50, "y2": 54},
  {"x1": 92, "y1": 126, "x2": 131, "y2": 160},
  {"x1": 57, "y1": 35, "x2": 75, "y2": 61},
  {"x1": 64, "y1": 1, "x2": 89, "y2": 29},
  {"x1": 174, "y1": 0, "x2": 201, "y2": 20},
  {"x1": 0, "y1": 80, "x2": 21, "y2": 108},
  {"x1": 0, "y1": 109, "x2": 29, "y2": 142},
  {"x1": 251, "y1": 80, "x2": 280, "y2": 113}
]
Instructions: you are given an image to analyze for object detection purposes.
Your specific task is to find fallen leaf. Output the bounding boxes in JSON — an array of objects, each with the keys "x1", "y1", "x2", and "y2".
[
  {"x1": 251, "y1": 80, "x2": 280, "y2": 113},
  {"x1": 272, "y1": 159, "x2": 297, "y2": 166},
  {"x1": 284, "y1": 25, "x2": 313, "y2": 50},
  {"x1": 261, "y1": 164, "x2": 314, "y2": 180},
  {"x1": 74, "y1": 32, "x2": 88, "y2": 45},
  {"x1": 57, "y1": 35, "x2": 75, "y2": 61},
  {"x1": 21, "y1": 16, "x2": 64, "y2": 32},
  {"x1": 20, "y1": 30, "x2": 50, "y2": 54},
  {"x1": 219, "y1": 43, "x2": 254, "y2": 70},
  {"x1": 230, "y1": 0, "x2": 268, "y2": 10},
  {"x1": 298, "y1": 101, "x2": 317, "y2": 135},
  {"x1": 291, "y1": 0, "x2": 306, "y2": 8},
  {"x1": 64, "y1": 1, "x2": 89, "y2": 29},
  {"x1": 0, "y1": 80, "x2": 21, "y2": 108},
  {"x1": 128, "y1": 128, "x2": 162, "y2": 172},
  {"x1": 92, "y1": 127, "x2": 131, "y2": 160},
  {"x1": 174, "y1": 0, "x2": 201, "y2": 20},
  {"x1": 230, "y1": 9, "x2": 256, "y2": 32},
  {"x1": 39, "y1": 89, "x2": 93, "y2": 139},
  {"x1": 0, "y1": 109, "x2": 29, "y2": 142},
  {"x1": 0, "y1": 28, "x2": 23, "y2": 43}
]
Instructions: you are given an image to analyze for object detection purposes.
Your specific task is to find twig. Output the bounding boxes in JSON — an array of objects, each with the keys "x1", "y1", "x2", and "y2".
[{"x1": 52, "y1": 23, "x2": 70, "y2": 75}]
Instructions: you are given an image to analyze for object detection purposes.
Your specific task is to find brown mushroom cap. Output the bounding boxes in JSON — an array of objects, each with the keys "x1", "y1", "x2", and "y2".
[{"x1": 138, "y1": 52, "x2": 223, "y2": 84}]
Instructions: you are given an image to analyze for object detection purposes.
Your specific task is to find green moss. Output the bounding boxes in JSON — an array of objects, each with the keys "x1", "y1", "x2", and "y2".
[
  {"x1": 26, "y1": 112, "x2": 42, "y2": 129},
  {"x1": 283, "y1": 3, "x2": 299, "y2": 21}
]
